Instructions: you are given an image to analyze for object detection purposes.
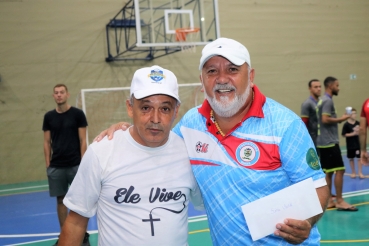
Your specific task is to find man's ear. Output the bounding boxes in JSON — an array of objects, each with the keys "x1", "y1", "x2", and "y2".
[
  {"x1": 249, "y1": 68, "x2": 255, "y2": 88},
  {"x1": 199, "y1": 74, "x2": 204, "y2": 92},
  {"x1": 173, "y1": 103, "x2": 180, "y2": 119},
  {"x1": 126, "y1": 99, "x2": 133, "y2": 119}
]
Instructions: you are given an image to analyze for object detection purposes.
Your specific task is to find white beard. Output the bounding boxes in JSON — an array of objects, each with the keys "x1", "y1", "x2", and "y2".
[{"x1": 205, "y1": 82, "x2": 251, "y2": 118}]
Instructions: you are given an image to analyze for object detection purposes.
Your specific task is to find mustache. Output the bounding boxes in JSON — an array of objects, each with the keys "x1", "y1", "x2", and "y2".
[
  {"x1": 213, "y1": 84, "x2": 236, "y2": 92},
  {"x1": 147, "y1": 124, "x2": 163, "y2": 131}
]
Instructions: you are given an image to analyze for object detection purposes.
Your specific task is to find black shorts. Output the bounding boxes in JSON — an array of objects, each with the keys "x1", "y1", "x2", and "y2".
[
  {"x1": 347, "y1": 149, "x2": 360, "y2": 159},
  {"x1": 46, "y1": 165, "x2": 79, "y2": 197},
  {"x1": 317, "y1": 144, "x2": 345, "y2": 173}
]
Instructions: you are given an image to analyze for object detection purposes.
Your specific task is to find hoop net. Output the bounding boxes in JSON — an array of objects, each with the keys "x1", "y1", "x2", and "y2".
[{"x1": 175, "y1": 27, "x2": 200, "y2": 53}]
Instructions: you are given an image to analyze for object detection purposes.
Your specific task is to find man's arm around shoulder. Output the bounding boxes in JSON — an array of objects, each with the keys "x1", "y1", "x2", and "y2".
[{"x1": 59, "y1": 210, "x2": 89, "y2": 246}]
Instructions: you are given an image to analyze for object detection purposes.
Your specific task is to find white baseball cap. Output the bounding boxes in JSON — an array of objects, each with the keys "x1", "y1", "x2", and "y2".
[
  {"x1": 199, "y1": 37, "x2": 251, "y2": 70},
  {"x1": 130, "y1": 65, "x2": 181, "y2": 103}
]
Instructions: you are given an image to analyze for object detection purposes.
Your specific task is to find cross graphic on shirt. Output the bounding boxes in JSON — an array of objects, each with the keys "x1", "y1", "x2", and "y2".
[{"x1": 142, "y1": 213, "x2": 161, "y2": 236}]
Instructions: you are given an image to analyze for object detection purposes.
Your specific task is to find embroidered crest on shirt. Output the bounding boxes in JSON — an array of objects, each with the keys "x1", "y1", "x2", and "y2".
[
  {"x1": 306, "y1": 148, "x2": 321, "y2": 170},
  {"x1": 236, "y1": 141, "x2": 260, "y2": 166},
  {"x1": 195, "y1": 141, "x2": 209, "y2": 153},
  {"x1": 149, "y1": 69, "x2": 165, "y2": 82}
]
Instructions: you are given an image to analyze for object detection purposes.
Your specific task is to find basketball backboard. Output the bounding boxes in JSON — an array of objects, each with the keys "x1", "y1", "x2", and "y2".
[
  {"x1": 105, "y1": 0, "x2": 220, "y2": 61},
  {"x1": 135, "y1": 0, "x2": 220, "y2": 47}
]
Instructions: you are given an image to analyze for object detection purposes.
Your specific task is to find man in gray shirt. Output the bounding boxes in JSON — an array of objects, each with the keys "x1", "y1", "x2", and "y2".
[
  {"x1": 316, "y1": 76, "x2": 356, "y2": 211},
  {"x1": 301, "y1": 79, "x2": 321, "y2": 146}
]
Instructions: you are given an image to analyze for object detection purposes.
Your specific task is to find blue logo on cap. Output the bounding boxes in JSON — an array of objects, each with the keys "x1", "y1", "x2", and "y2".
[{"x1": 149, "y1": 69, "x2": 165, "y2": 82}]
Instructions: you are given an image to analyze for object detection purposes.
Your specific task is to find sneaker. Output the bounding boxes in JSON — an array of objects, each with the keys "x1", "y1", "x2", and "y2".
[{"x1": 82, "y1": 232, "x2": 90, "y2": 246}]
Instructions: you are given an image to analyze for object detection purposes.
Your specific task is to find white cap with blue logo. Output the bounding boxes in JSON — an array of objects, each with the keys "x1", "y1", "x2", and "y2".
[{"x1": 130, "y1": 65, "x2": 181, "y2": 103}]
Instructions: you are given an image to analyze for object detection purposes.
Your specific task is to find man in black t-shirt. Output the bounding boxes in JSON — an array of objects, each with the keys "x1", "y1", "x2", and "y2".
[
  {"x1": 42, "y1": 84, "x2": 89, "y2": 245},
  {"x1": 342, "y1": 108, "x2": 363, "y2": 178}
]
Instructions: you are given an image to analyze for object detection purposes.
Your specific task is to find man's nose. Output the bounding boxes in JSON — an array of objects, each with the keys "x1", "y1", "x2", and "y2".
[
  {"x1": 150, "y1": 109, "x2": 160, "y2": 123},
  {"x1": 216, "y1": 70, "x2": 230, "y2": 84}
]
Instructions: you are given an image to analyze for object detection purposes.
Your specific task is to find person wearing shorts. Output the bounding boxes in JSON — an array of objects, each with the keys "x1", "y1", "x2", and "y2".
[
  {"x1": 341, "y1": 108, "x2": 363, "y2": 178},
  {"x1": 58, "y1": 66, "x2": 203, "y2": 246},
  {"x1": 316, "y1": 76, "x2": 357, "y2": 211},
  {"x1": 42, "y1": 84, "x2": 89, "y2": 245}
]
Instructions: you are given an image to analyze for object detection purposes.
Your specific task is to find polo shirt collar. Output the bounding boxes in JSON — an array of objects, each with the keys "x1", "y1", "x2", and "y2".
[
  {"x1": 324, "y1": 92, "x2": 332, "y2": 99},
  {"x1": 309, "y1": 96, "x2": 318, "y2": 104}
]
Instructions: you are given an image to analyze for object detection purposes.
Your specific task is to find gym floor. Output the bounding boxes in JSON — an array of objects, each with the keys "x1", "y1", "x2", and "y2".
[{"x1": 1, "y1": 156, "x2": 368, "y2": 246}]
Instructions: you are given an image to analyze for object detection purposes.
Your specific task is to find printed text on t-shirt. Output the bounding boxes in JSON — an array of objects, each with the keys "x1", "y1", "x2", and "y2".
[{"x1": 114, "y1": 186, "x2": 184, "y2": 204}]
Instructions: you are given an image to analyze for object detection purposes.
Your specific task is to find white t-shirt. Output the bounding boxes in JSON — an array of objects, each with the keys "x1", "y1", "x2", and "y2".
[{"x1": 64, "y1": 129, "x2": 204, "y2": 246}]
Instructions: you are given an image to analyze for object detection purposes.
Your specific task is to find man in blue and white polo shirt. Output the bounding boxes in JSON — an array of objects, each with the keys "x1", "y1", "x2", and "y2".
[{"x1": 97, "y1": 38, "x2": 330, "y2": 245}]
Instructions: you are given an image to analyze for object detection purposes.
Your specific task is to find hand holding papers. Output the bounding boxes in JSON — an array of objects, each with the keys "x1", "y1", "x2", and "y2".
[{"x1": 241, "y1": 178, "x2": 322, "y2": 241}]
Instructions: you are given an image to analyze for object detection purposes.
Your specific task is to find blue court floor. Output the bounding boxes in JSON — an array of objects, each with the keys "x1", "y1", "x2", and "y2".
[{"x1": 1, "y1": 156, "x2": 368, "y2": 245}]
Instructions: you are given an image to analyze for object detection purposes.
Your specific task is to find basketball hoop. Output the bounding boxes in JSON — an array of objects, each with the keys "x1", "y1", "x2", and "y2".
[{"x1": 175, "y1": 27, "x2": 200, "y2": 53}]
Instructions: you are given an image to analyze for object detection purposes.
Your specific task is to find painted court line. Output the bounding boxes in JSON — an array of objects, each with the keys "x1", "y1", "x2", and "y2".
[
  {"x1": 6, "y1": 237, "x2": 57, "y2": 246},
  {"x1": 0, "y1": 233, "x2": 59, "y2": 238},
  {"x1": 189, "y1": 228, "x2": 210, "y2": 234},
  {"x1": 0, "y1": 230, "x2": 98, "y2": 239},
  {"x1": 0, "y1": 185, "x2": 49, "y2": 193},
  {"x1": 188, "y1": 215, "x2": 208, "y2": 223},
  {"x1": 342, "y1": 189, "x2": 369, "y2": 198}
]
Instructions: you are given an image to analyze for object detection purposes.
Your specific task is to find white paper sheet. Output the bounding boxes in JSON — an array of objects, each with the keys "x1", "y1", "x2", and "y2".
[{"x1": 241, "y1": 178, "x2": 323, "y2": 241}]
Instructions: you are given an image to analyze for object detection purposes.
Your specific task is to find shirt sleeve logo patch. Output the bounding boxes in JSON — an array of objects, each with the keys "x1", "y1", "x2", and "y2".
[
  {"x1": 195, "y1": 141, "x2": 209, "y2": 153},
  {"x1": 236, "y1": 142, "x2": 260, "y2": 166},
  {"x1": 306, "y1": 148, "x2": 321, "y2": 170}
]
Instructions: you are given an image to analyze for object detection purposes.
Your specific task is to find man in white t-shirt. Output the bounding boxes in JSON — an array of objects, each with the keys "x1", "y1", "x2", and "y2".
[{"x1": 58, "y1": 65, "x2": 204, "y2": 246}]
